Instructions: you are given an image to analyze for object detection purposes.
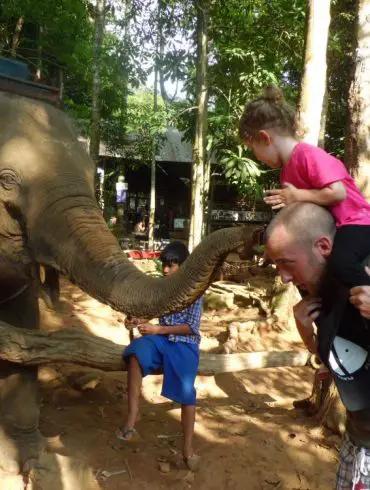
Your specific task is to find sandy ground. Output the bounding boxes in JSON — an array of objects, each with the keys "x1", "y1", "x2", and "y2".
[{"x1": 37, "y1": 278, "x2": 340, "y2": 490}]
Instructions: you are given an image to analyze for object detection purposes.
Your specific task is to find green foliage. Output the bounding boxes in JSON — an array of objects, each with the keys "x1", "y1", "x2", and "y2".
[
  {"x1": 175, "y1": 0, "x2": 305, "y2": 198},
  {"x1": 124, "y1": 90, "x2": 171, "y2": 165},
  {"x1": 0, "y1": 0, "x2": 356, "y2": 199},
  {"x1": 0, "y1": 0, "x2": 92, "y2": 76},
  {"x1": 221, "y1": 145, "x2": 264, "y2": 198}
]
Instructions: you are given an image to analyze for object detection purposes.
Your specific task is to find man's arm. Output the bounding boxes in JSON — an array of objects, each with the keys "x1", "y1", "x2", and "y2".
[
  {"x1": 349, "y1": 266, "x2": 370, "y2": 318},
  {"x1": 293, "y1": 296, "x2": 321, "y2": 354},
  {"x1": 295, "y1": 318, "x2": 318, "y2": 354}
]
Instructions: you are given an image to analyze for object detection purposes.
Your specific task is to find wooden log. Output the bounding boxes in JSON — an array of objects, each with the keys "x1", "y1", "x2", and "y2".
[
  {"x1": 198, "y1": 350, "x2": 310, "y2": 375},
  {"x1": 0, "y1": 321, "x2": 310, "y2": 375}
]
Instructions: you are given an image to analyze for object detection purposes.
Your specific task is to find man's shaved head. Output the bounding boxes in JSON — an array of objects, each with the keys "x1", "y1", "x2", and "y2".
[
  {"x1": 265, "y1": 202, "x2": 336, "y2": 246},
  {"x1": 265, "y1": 203, "x2": 336, "y2": 295}
]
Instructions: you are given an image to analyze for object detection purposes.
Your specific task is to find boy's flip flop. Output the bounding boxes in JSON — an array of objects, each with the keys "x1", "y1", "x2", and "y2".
[
  {"x1": 116, "y1": 427, "x2": 138, "y2": 441},
  {"x1": 184, "y1": 454, "x2": 201, "y2": 472}
]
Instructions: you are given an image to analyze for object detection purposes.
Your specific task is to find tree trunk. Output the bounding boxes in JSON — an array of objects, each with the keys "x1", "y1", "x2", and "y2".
[
  {"x1": 318, "y1": 84, "x2": 329, "y2": 148},
  {"x1": 121, "y1": 0, "x2": 131, "y2": 125},
  {"x1": 0, "y1": 321, "x2": 310, "y2": 374},
  {"x1": 59, "y1": 69, "x2": 64, "y2": 105},
  {"x1": 148, "y1": 53, "x2": 159, "y2": 250},
  {"x1": 297, "y1": 0, "x2": 331, "y2": 145},
  {"x1": 158, "y1": 0, "x2": 170, "y2": 105},
  {"x1": 202, "y1": 156, "x2": 211, "y2": 236},
  {"x1": 346, "y1": 0, "x2": 370, "y2": 200},
  {"x1": 148, "y1": 153, "x2": 156, "y2": 249},
  {"x1": 294, "y1": 370, "x2": 346, "y2": 435},
  {"x1": 10, "y1": 17, "x2": 24, "y2": 58},
  {"x1": 188, "y1": 0, "x2": 209, "y2": 252},
  {"x1": 89, "y1": 0, "x2": 106, "y2": 166},
  {"x1": 97, "y1": 158, "x2": 105, "y2": 210},
  {"x1": 34, "y1": 25, "x2": 43, "y2": 82}
]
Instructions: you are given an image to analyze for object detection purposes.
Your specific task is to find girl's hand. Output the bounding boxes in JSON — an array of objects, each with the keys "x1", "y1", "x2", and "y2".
[
  {"x1": 138, "y1": 323, "x2": 161, "y2": 335},
  {"x1": 264, "y1": 183, "x2": 299, "y2": 209},
  {"x1": 293, "y1": 296, "x2": 322, "y2": 328}
]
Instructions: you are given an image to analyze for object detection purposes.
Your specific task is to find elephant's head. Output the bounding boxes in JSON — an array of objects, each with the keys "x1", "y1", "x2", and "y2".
[{"x1": 0, "y1": 93, "x2": 255, "y2": 317}]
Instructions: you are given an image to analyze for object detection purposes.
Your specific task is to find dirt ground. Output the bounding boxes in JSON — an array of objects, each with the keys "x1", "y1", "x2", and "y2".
[{"x1": 37, "y1": 277, "x2": 340, "y2": 490}]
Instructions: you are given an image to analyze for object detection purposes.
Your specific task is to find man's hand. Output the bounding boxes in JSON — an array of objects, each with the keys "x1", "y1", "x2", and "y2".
[
  {"x1": 293, "y1": 296, "x2": 322, "y2": 328},
  {"x1": 264, "y1": 183, "x2": 299, "y2": 210},
  {"x1": 138, "y1": 323, "x2": 161, "y2": 335},
  {"x1": 349, "y1": 266, "x2": 370, "y2": 319}
]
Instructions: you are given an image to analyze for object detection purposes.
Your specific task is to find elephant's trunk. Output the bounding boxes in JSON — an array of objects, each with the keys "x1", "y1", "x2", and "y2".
[{"x1": 31, "y1": 200, "x2": 253, "y2": 317}]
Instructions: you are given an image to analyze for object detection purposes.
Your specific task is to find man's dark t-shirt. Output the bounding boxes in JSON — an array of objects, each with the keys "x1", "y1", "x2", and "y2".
[{"x1": 317, "y1": 296, "x2": 370, "y2": 447}]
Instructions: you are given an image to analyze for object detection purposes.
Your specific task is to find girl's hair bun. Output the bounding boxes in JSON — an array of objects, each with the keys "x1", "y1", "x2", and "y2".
[{"x1": 263, "y1": 84, "x2": 284, "y2": 103}]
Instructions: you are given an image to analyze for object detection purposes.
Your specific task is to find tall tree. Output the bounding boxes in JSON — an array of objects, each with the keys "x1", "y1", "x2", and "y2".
[
  {"x1": 90, "y1": 0, "x2": 107, "y2": 166},
  {"x1": 148, "y1": 65, "x2": 159, "y2": 250},
  {"x1": 346, "y1": 0, "x2": 370, "y2": 200},
  {"x1": 325, "y1": 0, "x2": 356, "y2": 158},
  {"x1": 10, "y1": 16, "x2": 24, "y2": 57},
  {"x1": 121, "y1": 0, "x2": 132, "y2": 127},
  {"x1": 297, "y1": 0, "x2": 331, "y2": 145},
  {"x1": 188, "y1": 0, "x2": 209, "y2": 252},
  {"x1": 34, "y1": 25, "x2": 43, "y2": 81}
]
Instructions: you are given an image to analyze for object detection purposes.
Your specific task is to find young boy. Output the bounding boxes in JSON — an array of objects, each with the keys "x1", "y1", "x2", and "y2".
[{"x1": 118, "y1": 241, "x2": 203, "y2": 470}]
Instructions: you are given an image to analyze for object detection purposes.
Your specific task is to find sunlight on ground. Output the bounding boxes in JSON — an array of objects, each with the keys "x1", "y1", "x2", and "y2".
[{"x1": 37, "y1": 278, "x2": 339, "y2": 489}]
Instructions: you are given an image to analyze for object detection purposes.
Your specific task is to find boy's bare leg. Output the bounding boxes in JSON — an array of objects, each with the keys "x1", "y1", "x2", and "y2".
[
  {"x1": 120, "y1": 355, "x2": 142, "y2": 439},
  {"x1": 181, "y1": 404, "x2": 196, "y2": 459}
]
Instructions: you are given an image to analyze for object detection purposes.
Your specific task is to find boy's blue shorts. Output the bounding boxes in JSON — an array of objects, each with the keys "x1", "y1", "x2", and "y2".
[{"x1": 123, "y1": 335, "x2": 199, "y2": 406}]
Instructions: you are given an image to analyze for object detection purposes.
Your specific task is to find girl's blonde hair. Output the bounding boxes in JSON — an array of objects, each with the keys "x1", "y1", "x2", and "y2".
[{"x1": 239, "y1": 85, "x2": 297, "y2": 142}]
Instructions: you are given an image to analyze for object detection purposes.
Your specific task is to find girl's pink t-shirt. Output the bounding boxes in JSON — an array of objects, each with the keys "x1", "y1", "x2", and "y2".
[{"x1": 281, "y1": 142, "x2": 370, "y2": 228}]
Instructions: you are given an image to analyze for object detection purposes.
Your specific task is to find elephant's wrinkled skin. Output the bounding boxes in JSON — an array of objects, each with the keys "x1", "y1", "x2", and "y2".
[{"x1": 0, "y1": 92, "x2": 254, "y2": 479}]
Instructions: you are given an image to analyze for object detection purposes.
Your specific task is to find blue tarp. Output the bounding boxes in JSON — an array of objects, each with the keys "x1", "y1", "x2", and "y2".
[{"x1": 0, "y1": 56, "x2": 30, "y2": 80}]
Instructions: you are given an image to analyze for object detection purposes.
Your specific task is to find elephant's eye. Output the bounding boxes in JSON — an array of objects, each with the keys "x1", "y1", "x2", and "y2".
[{"x1": 0, "y1": 171, "x2": 18, "y2": 190}]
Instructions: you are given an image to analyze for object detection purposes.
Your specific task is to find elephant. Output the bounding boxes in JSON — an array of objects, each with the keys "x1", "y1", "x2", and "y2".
[
  {"x1": 37, "y1": 265, "x2": 60, "y2": 307},
  {"x1": 0, "y1": 92, "x2": 254, "y2": 482}
]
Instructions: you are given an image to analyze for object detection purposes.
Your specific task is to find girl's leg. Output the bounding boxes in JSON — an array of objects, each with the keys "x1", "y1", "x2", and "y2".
[{"x1": 181, "y1": 404, "x2": 196, "y2": 459}]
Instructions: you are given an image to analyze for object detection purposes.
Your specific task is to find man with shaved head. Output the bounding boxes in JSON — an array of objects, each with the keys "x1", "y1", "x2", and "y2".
[{"x1": 266, "y1": 202, "x2": 370, "y2": 490}]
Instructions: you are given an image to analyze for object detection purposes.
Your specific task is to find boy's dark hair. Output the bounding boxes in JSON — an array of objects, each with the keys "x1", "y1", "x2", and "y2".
[
  {"x1": 239, "y1": 84, "x2": 297, "y2": 142},
  {"x1": 160, "y1": 241, "x2": 189, "y2": 267}
]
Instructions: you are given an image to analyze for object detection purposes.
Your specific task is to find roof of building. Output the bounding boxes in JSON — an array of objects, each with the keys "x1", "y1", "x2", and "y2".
[{"x1": 78, "y1": 126, "x2": 193, "y2": 163}]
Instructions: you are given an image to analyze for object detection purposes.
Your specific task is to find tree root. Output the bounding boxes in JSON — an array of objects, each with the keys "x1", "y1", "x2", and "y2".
[{"x1": 293, "y1": 369, "x2": 346, "y2": 435}]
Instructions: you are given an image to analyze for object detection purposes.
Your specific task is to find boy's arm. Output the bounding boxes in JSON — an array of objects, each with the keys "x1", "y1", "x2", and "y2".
[
  {"x1": 157, "y1": 324, "x2": 192, "y2": 335},
  {"x1": 138, "y1": 299, "x2": 203, "y2": 336},
  {"x1": 138, "y1": 323, "x2": 193, "y2": 335}
]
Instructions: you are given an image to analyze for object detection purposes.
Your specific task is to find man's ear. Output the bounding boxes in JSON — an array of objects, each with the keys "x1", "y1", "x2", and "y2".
[
  {"x1": 258, "y1": 130, "x2": 272, "y2": 145},
  {"x1": 314, "y1": 236, "x2": 333, "y2": 258}
]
